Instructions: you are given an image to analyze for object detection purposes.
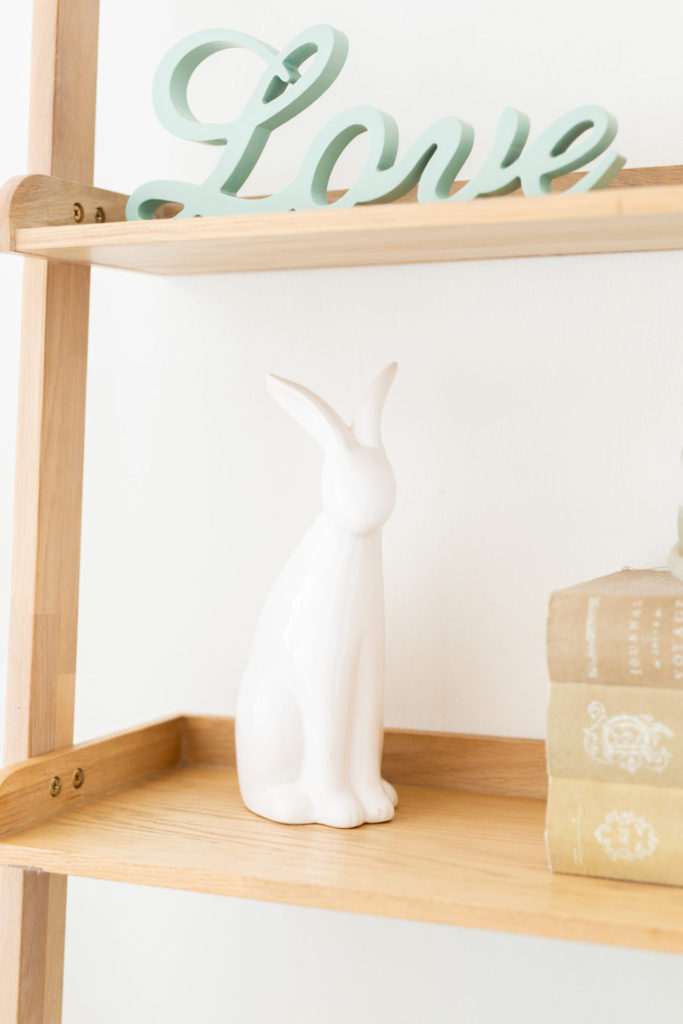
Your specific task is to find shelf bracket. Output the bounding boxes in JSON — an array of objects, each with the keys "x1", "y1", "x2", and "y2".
[
  {"x1": 0, "y1": 174, "x2": 128, "y2": 252},
  {"x1": 0, "y1": 718, "x2": 184, "y2": 840}
]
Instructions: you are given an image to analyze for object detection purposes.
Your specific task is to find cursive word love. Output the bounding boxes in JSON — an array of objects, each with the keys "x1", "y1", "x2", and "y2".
[{"x1": 126, "y1": 24, "x2": 626, "y2": 221}]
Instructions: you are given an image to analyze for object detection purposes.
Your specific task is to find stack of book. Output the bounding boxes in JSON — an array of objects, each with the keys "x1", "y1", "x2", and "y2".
[{"x1": 546, "y1": 568, "x2": 683, "y2": 885}]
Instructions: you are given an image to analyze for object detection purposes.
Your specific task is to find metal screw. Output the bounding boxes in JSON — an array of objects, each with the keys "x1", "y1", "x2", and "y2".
[
  {"x1": 49, "y1": 776, "x2": 62, "y2": 798},
  {"x1": 95, "y1": 207, "x2": 105, "y2": 223},
  {"x1": 72, "y1": 768, "x2": 85, "y2": 789},
  {"x1": 73, "y1": 202, "x2": 84, "y2": 223}
]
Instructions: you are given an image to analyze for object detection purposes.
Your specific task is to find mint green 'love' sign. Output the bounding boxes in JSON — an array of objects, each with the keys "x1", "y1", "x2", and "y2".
[{"x1": 126, "y1": 24, "x2": 626, "y2": 220}]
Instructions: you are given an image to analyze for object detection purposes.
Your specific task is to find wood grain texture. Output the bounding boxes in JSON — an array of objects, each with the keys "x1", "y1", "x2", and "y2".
[
  {"x1": 27, "y1": 0, "x2": 99, "y2": 183},
  {"x1": 181, "y1": 715, "x2": 547, "y2": 799},
  {"x1": 0, "y1": 719, "x2": 183, "y2": 838},
  {"x1": 382, "y1": 729, "x2": 547, "y2": 799},
  {"x1": 0, "y1": 715, "x2": 543, "y2": 837},
  {"x1": 5, "y1": 257, "x2": 92, "y2": 762},
  {"x1": 0, "y1": 2, "x2": 100, "y2": 1022},
  {"x1": 181, "y1": 715, "x2": 237, "y2": 767},
  {"x1": 555, "y1": 164, "x2": 683, "y2": 190},
  {"x1": 10, "y1": 716, "x2": 683, "y2": 951},
  {"x1": 0, "y1": 262, "x2": 86, "y2": 1024},
  {"x1": 1, "y1": 765, "x2": 683, "y2": 952},
  {"x1": 11, "y1": 181, "x2": 683, "y2": 275},
  {"x1": 0, "y1": 872, "x2": 67, "y2": 1024},
  {"x1": 0, "y1": 175, "x2": 128, "y2": 251}
]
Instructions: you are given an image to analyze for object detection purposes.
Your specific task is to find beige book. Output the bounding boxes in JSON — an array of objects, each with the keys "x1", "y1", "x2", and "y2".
[
  {"x1": 547, "y1": 682, "x2": 683, "y2": 786},
  {"x1": 547, "y1": 776, "x2": 683, "y2": 885},
  {"x1": 547, "y1": 569, "x2": 683, "y2": 686}
]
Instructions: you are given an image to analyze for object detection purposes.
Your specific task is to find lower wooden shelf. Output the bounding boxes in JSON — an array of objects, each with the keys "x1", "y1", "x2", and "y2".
[{"x1": 0, "y1": 716, "x2": 681, "y2": 952}]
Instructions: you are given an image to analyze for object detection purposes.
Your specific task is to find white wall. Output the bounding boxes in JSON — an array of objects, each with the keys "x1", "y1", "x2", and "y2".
[{"x1": 2, "y1": 1, "x2": 683, "y2": 1020}]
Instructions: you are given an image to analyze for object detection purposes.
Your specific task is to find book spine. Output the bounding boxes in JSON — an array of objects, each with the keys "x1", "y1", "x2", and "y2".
[
  {"x1": 547, "y1": 682, "x2": 683, "y2": 786},
  {"x1": 547, "y1": 591, "x2": 683, "y2": 686},
  {"x1": 546, "y1": 776, "x2": 683, "y2": 885}
]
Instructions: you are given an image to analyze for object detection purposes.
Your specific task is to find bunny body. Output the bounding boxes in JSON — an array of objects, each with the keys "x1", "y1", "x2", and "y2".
[{"x1": 235, "y1": 365, "x2": 398, "y2": 828}]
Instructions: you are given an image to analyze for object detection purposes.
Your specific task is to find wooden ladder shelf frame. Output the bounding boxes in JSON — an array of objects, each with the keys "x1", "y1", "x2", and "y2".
[
  {"x1": 0, "y1": 2, "x2": 99, "y2": 1021},
  {"x1": 5, "y1": 3, "x2": 683, "y2": 1021}
]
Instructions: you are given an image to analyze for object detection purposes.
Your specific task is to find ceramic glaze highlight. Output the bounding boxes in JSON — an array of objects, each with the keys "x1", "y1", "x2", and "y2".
[{"x1": 235, "y1": 364, "x2": 398, "y2": 828}]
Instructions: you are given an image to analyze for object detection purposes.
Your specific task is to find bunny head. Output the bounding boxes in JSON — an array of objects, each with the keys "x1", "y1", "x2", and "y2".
[{"x1": 266, "y1": 363, "x2": 397, "y2": 536}]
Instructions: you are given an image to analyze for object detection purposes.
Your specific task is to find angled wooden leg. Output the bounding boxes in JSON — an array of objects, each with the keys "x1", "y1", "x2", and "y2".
[
  {"x1": 0, "y1": 873, "x2": 68, "y2": 1024},
  {"x1": 0, "y1": 2, "x2": 99, "y2": 1021},
  {"x1": 0, "y1": 257, "x2": 92, "y2": 1024}
]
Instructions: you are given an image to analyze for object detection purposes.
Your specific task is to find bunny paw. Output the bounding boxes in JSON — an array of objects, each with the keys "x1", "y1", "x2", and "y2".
[
  {"x1": 356, "y1": 784, "x2": 396, "y2": 823},
  {"x1": 244, "y1": 783, "x2": 314, "y2": 825},
  {"x1": 315, "y1": 791, "x2": 365, "y2": 829},
  {"x1": 382, "y1": 779, "x2": 398, "y2": 807}
]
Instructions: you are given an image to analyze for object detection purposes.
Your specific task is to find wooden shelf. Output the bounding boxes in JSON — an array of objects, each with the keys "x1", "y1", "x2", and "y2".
[
  {"x1": 1, "y1": 715, "x2": 683, "y2": 952},
  {"x1": 4, "y1": 171, "x2": 683, "y2": 275}
]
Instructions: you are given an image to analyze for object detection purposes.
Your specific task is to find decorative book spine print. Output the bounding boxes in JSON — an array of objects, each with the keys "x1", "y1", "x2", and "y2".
[
  {"x1": 546, "y1": 777, "x2": 683, "y2": 885},
  {"x1": 546, "y1": 570, "x2": 683, "y2": 886},
  {"x1": 547, "y1": 572, "x2": 683, "y2": 687},
  {"x1": 547, "y1": 683, "x2": 679, "y2": 786}
]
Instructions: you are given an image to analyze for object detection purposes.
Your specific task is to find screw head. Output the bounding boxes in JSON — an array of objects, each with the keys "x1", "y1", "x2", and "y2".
[
  {"x1": 73, "y1": 768, "x2": 85, "y2": 789},
  {"x1": 49, "y1": 776, "x2": 62, "y2": 798},
  {"x1": 73, "y1": 202, "x2": 84, "y2": 223},
  {"x1": 95, "y1": 207, "x2": 105, "y2": 223}
]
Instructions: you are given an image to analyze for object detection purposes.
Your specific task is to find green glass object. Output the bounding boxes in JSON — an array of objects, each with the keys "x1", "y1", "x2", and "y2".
[{"x1": 126, "y1": 24, "x2": 626, "y2": 220}]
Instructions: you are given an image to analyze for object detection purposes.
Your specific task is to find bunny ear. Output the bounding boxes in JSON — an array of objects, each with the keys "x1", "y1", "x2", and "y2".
[
  {"x1": 351, "y1": 362, "x2": 398, "y2": 448},
  {"x1": 266, "y1": 373, "x2": 352, "y2": 452}
]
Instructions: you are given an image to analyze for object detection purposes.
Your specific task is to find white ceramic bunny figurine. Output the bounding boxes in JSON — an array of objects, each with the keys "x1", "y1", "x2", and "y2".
[{"x1": 236, "y1": 363, "x2": 399, "y2": 828}]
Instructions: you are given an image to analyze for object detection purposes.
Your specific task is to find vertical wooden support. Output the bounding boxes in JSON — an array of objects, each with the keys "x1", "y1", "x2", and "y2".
[{"x1": 0, "y1": 1, "x2": 99, "y2": 1022}]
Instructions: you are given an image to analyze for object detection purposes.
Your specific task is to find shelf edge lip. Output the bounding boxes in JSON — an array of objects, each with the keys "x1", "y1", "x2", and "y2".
[
  {"x1": 0, "y1": 715, "x2": 185, "y2": 839},
  {"x1": 0, "y1": 716, "x2": 547, "y2": 840},
  {"x1": 178, "y1": 715, "x2": 549, "y2": 799},
  {"x1": 12, "y1": 182, "x2": 683, "y2": 252},
  {"x1": 4, "y1": 162, "x2": 683, "y2": 246},
  {"x1": 0, "y1": 713, "x2": 184, "y2": 780}
]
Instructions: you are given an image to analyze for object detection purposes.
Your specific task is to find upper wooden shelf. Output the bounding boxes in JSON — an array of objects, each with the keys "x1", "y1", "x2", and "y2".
[
  {"x1": 2, "y1": 167, "x2": 683, "y2": 275},
  {"x1": 1, "y1": 715, "x2": 683, "y2": 953}
]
